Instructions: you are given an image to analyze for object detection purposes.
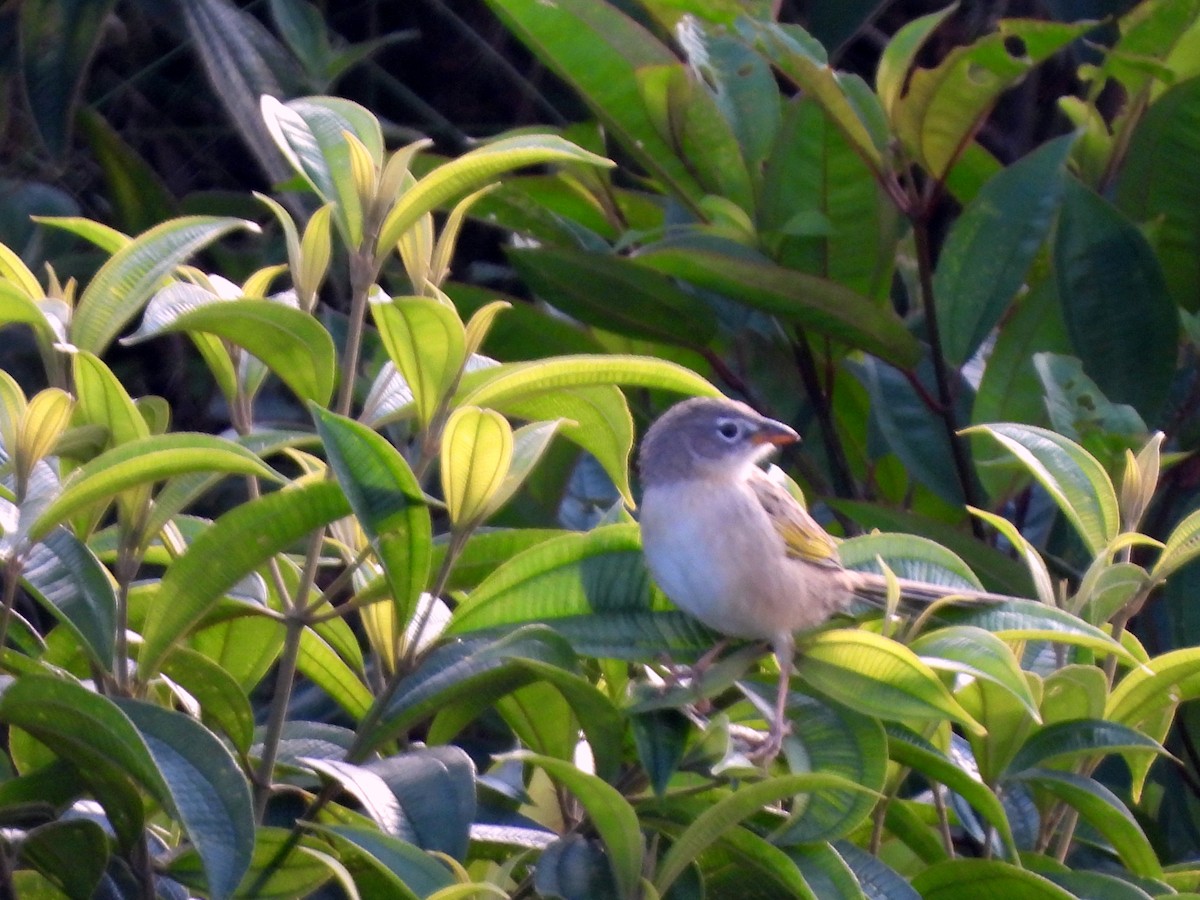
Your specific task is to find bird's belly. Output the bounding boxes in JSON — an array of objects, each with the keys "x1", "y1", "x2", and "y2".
[{"x1": 640, "y1": 481, "x2": 846, "y2": 640}]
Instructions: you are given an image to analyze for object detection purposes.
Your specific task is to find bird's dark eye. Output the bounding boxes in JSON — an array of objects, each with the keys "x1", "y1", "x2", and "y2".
[{"x1": 716, "y1": 420, "x2": 741, "y2": 440}]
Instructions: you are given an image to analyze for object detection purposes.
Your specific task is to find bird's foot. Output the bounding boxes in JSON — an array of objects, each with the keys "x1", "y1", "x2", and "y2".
[{"x1": 731, "y1": 721, "x2": 790, "y2": 763}]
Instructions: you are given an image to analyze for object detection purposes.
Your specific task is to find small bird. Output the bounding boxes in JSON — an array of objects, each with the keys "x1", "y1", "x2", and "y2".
[{"x1": 637, "y1": 396, "x2": 987, "y2": 759}]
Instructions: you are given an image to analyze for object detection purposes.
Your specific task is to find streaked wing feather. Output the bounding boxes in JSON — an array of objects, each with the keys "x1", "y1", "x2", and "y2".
[{"x1": 747, "y1": 472, "x2": 841, "y2": 567}]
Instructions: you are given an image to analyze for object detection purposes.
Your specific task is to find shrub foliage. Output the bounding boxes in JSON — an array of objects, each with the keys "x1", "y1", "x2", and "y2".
[{"x1": 1, "y1": 0, "x2": 1200, "y2": 897}]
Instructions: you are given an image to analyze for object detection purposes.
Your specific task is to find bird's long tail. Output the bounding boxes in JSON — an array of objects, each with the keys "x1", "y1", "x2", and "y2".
[{"x1": 845, "y1": 570, "x2": 1023, "y2": 613}]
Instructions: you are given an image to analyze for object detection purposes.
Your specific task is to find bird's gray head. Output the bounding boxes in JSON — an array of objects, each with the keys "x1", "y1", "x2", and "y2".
[{"x1": 638, "y1": 397, "x2": 799, "y2": 486}]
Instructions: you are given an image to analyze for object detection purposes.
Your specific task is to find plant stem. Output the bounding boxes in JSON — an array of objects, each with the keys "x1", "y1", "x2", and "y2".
[
  {"x1": 910, "y1": 206, "x2": 985, "y2": 538},
  {"x1": 113, "y1": 531, "x2": 141, "y2": 694},
  {"x1": 790, "y1": 330, "x2": 860, "y2": 501},
  {"x1": 0, "y1": 560, "x2": 21, "y2": 668},
  {"x1": 252, "y1": 525, "x2": 324, "y2": 822},
  {"x1": 932, "y1": 783, "x2": 956, "y2": 858},
  {"x1": 337, "y1": 246, "x2": 378, "y2": 416},
  {"x1": 302, "y1": 544, "x2": 374, "y2": 617},
  {"x1": 346, "y1": 529, "x2": 464, "y2": 763},
  {"x1": 252, "y1": 615, "x2": 305, "y2": 822}
]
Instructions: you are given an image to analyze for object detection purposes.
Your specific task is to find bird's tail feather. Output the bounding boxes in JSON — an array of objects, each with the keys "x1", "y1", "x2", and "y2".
[{"x1": 846, "y1": 570, "x2": 1020, "y2": 614}]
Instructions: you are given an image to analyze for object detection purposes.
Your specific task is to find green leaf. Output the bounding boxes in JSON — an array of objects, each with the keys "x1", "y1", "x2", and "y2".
[
  {"x1": 1108, "y1": 646, "x2": 1200, "y2": 732},
  {"x1": 638, "y1": 63, "x2": 756, "y2": 213},
  {"x1": 192, "y1": 614, "x2": 285, "y2": 696},
  {"x1": 35, "y1": 214, "x2": 129, "y2": 254},
  {"x1": 367, "y1": 747, "x2": 477, "y2": 859},
  {"x1": 514, "y1": 752, "x2": 644, "y2": 899},
  {"x1": 19, "y1": 0, "x2": 117, "y2": 154},
  {"x1": 488, "y1": 383, "x2": 638, "y2": 508},
  {"x1": 0, "y1": 676, "x2": 164, "y2": 847},
  {"x1": 746, "y1": 22, "x2": 885, "y2": 171},
  {"x1": 1154, "y1": 506, "x2": 1200, "y2": 580},
  {"x1": 122, "y1": 281, "x2": 239, "y2": 404},
  {"x1": 934, "y1": 598, "x2": 1131, "y2": 661},
  {"x1": 1042, "y1": 870, "x2": 1159, "y2": 900},
  {"x1": 653, "y1": 772, "x2": 874, "y2": 894},
  {"x1": 449, "y1": 524, "x2": 652, "y2": 633},
  {"x1": 460, "y1": 353, "x2": 717, "y2": 410},
  {"x1": 760, "y1": 97, "x2": 899, "y2": 301},
  {"x1": 522, "y1": 609, "x2": 716, "y2": 661},
  {"x1": 0, "y1": 234, "x2": 46, "y2": 299},
  {"x1": 303, "y1": 758, "x2": 413, "y2": 837},
  {"x1": 19, "y1": 818, "x2": 109, "y2": 900},
  {"x1": 21, "y1": 528, "x2": 116, "y2": 668},
  {"x1": 375, "y1": 134, "x2": 613, "y2": 265},
  {"x1": 0, "y1": 281, "x2": 58, "y2": 350},
  {"x1": 1054, "y1": 178, "x2": 1178, "y2": 422},
  {"x1": 1006, "y1": 719, "x2": 1166, "y2": 775},
  {"x1": 72, "y1": 349, "x2": 148, "y2": 449},
  {"x1": 1035, "y1": 352, "x2": 1147, "y2": 441},
  {"x1": 636, "y1": 248, "x2": 921, "y2": 367},
  {"x1": 260, "y1": 96, "x2": 374, "y2": 245},
  {"x1": 934, "y1": 135, "x2": 1075, "y2": 365},
  {"x1": 161, "y1": 647, "x2": 256, "y2": 753},
  {"x1": 114, "y1": 699, "x2": 255, "y2": 900},
  {"x1": 310, "y1": 824, "x2": 452, "y2": 898},
  {"x1": 78, "y1": 108, "x2": 176, "y2": 233},
  {"x1": 435, "y1": 650, "x2": 626, "y2": 781},
  {"x1": 695, "y1": 31, "x2": 783, "y2": 171},
  {"x1": 440, "y1": 406, "x2": 513, "y2": 527},
  {"x1": 28, "y1": 433, "x2": 282, "y2": 541},
  {"x1": 361, "y1": 625, "x2": 579, "y2": 754},
  {"x1": 787, "y1": 843, "x2": 866, "y2": 900},
  {"x1": 957, "y1": 677, "x2": 1037, "y2": 783},
  {"x1": 830, "y1": 500, "x2": 1035, "y2": 597},
  {"x1": 312, "y1": 408, "x2": 431, "y2": 628},
  {"x1": 839, "y1": 531, "x2": 983, "y2": 590},
  {"x1": 1117, "y1": 75, "x2": 1200, "y2": 311},
  {"x1": 370, "y1": 295, "x2": 466, "y2": 427},
  {"x1": 910, "y1": 626, "x2": 1040, "y2": 719},
  {"x1": 141, "y1": 429, "x2": 316, "y2": 541},
  {"x1": 876, "y1": 5, "x2": 958, "y2": 119},
  {"x1": 434, "y1": 528, "x2": 564, "y2": 592},
  {"x1": 139, "y1": 480, "x2": 352, "y2": 678},
  {"x1": 298, "y1": 626, "x2": 373, "y2": 719},
  {"x1": 532, "y1": 835, "x2": 621, "y2": 899},
  {"x1": 893, "y1": 19, "x2": 1093, "y2": 179},
  {"x1": 126, "y1": 298, "x2": 338, "y2": 406},
  {"x1": 507, "y1": 247, "x2": 718, "y2": 348},
  {"x1": 970, "y1": 278, "x2": 1072, "y2": 433},
  {"x1": 170, "y1": 826, "x2": 336, "y2": 900},
  {"x1": 70, "y1": 216, "x2": 259, "y2": 355},
  {"x1": 1012, "y1": 769, "x2": 1162, "y2": 878},
  {"x1": 795, "y1": 629, "x2": 984, "y2": 734},
  {"x1": 885, "y1": 725, "x2": 1017, "y2": 858},
  {"x1": 772, "y1": 697, "x2": 887, "y2": 844},
  {"x1": 1042, "y1": 665, "x2": 1107, "y2": 725},
  {"x1": 481, "y1": 0, "x2": 704, "y2": 205},
  {"x1": 965, "y1": 423, "x2": 1119, "y2": 555},
  {"x1": 857, "y1": 357, "x2": 972, "y2": 505},
  {"x1": 912, "y1": 859, "x2": 1076, "y2": 899}
]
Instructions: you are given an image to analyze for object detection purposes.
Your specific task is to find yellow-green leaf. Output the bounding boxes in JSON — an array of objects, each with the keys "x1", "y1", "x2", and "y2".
[
  {"x1": 441, "y1": 407, "x2": 513, "y2": 527},
  {"x1": 796, "y1": 629, "x2": 985, "y2": 734},
  {"x1": 19, "y1": 388, "x2": 74, "y2": 471},
  {"x1": 370, "y1": 296, "x2": 466, "y2": 427}
]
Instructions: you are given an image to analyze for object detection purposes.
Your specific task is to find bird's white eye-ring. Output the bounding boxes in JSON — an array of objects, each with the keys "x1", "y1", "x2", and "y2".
[{"x1": 716, "y1": 419, "x2": 741, "y2": 441}]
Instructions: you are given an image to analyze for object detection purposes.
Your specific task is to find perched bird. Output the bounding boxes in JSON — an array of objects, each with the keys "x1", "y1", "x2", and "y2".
[{"x1": 637, "y1": 396, "x2": 990, "y2": 758}]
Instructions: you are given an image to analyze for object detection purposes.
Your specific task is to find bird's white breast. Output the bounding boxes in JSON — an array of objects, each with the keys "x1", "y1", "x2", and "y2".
[{"x1": 640, "y1": 478, "x2": 848, "y2": 640}]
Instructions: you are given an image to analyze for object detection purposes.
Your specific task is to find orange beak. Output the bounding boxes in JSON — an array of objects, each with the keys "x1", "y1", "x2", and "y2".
[{"x1": 750, "y1": 419, "x2": 799, "y2": 446}]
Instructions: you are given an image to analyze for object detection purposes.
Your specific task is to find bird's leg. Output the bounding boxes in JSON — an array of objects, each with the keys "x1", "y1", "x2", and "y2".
[
  {"x1": 749, "y1": 632, "x2": 794, "y2": 762},
  {"x1": 692, "y1": 638, "x2": 731, "y2": 676}
]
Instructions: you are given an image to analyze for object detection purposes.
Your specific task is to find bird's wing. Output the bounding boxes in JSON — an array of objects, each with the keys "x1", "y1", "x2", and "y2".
[{"x1": 747, "y1": 471, "x2": 842, "y2": 568}]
